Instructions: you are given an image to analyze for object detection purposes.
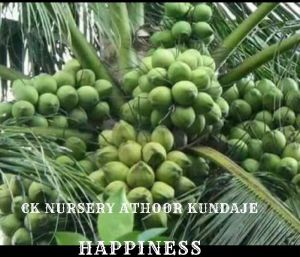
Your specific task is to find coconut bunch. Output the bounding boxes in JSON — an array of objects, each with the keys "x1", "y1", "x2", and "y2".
[
  {"x1": 0, "y1": 174, "x2": 58, "y2": 245},
  {"x1": 220, "y1": 77, "x2": 300, "y2": 191},
  {"x1": 121, "y1": 46, "x2": 227, "y2": 144},
  {"x1": 0, "y1": 59, "x2": 113, "y2": 130},
  {"x1": 88, "y1": 120, "x2": 209, "y2": 228},
  {"x1": 150, "y1": 3, "x2": 214, "y2": 48}
]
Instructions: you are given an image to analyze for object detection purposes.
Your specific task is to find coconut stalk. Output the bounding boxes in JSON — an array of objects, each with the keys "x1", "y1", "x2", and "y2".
[
  {"x1": 213, "y1": 3, "x2": 279, "y2": 68},
  {"x1": 190, "y1": 146, "x2": 300, "y2": 232},
  {"x1": 0, "y1": 65, "x2": 28, "y2": 81},
  {"x1": 127, "y1": 3, "x2": 145, "y2": 32},
  {"x1": 219, "y1": 33, "x2": 300, "y2": 85},
  {"x1": 109, "y1": 3, "x2": 137, "y2": 73}
]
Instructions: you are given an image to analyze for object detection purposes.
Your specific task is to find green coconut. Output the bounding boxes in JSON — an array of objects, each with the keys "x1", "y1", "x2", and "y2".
[
  {"x1": 156, "y1": 160, "x2": 183, "y2": 187},
  {"x1": 222, "y1": 85, "x2": 240, "y2": 103},
  {"x1": 187, "y1": 156, "x2": 210, "y2": 179},
  {"x1": 28, "y1": 115, "x2": 48, "y2": 127},
  {"x1": 89, "y1": 169, "x2": 107, "y2": 193},
  {"x1": 151, "y1": 125, "x2": 174, "y2": 151},
  {"x1": 229, "y1": 127, "x2": 251, "y2": 143},
  {"x1": 280, "y1": 126, "x2": 296, "y2": 142},
  {"x1": 171, "y1": 21, "x2": 192, "y2": 40},
  {"x1": 167, "y1": 151, "x2": 192, "y2": 170},
  {"x1": 77, "y1": 86, "x2": 99, "y2": 110},
  {"x1": 172, "y1": 81, "x2": 198, "y2": 106},
  {"x1": 292, "y1": 174, "x2": 300, "y2": 191},
  {"x1": 189, "y1": 4, "x2": 212, "y2": 22},
  {"x1": 24, "y1": 212, "x2": 49, "y2": 234},
  {"x1": 147, "y1": 67, "x2": 168, "y2": 86},
  {"x1": 0, "y1": 214, "x2": 22, "y2": 237},
  {"x1": 247, "y1": 139, "x2": 263, "y2": 160},
  {"x1": 89, "y1": 101, "x2": 110, "y2": 121},
  {"x1": 142, "y1": 142, "x2": 167, "y2": 167},
  {"x1": 204, "y1": 103, "x2": 222, "y2": 125},
  {"x1": 0, "y1": 185, "x2": 12, "y2": 214},
  {"x1": 282, "y1": 142, "x2": 300, "y2": 161},
  {"x1": 132, "y1": 86, "x2": 143, "y2": 97},
  {"x1": 53, "y1": 70, "x2": 75, "y2": 88},
  {"x1": 11, "y1": 228, "x2": 32, "y2": 245},
  {"x1": 140, "y1": 56, "x2": 153, "y2": 73},
  {"x1": 96, "y1": 145, "x2": 118, "y2": 166},
  {"x1": 186, "y1": 115, "x2": 206, "y2": 137},
  {"x1": 103, "y1": 161, "x2": 129, "y2": 183},
  {"x1": 68, "y1": 107, "x2": 88, "y2": 127},
  {"x1": 98, "y1": 129, "x2": 113, "y2": 147},
  {"x1": 151, "y1": 181, "x2": 175, "y2": 203},
  {"x1": 192, "y1": 22, "x2": 213, "y2": 39},
  {"x1": 245, "y1": 120, "x2": 270, "y2": 139},
  {"x1": 256, "y1": 79, "x2": 276, "y2": 95},
  {"x1": 11, "y1": 196, "x2": 30, "y2": 219},
  {"x1": 38, "y1": 93, "x2": 60, "y2": 116},
  {"x1": 169, "y1": 62, "x2": 192, "y2": 85},
  {"x1": 273, "y1": 106, "x2": 295, "y2": 127},
  {"x1": 78, "y1": 158, "x2": 96, "y2": 174},
  {"x1": 243, "y1": 88, "x2": 262, "y2": 112},
  {"x1": 175, "y1": 176, "x2": 196, "y2": 196},
  {"x1": 133, "y1": 93, "x2": 153, "y2": 116},
  {"x1": 136, "y1": 130, "x2": 151, "y2": 146},
  {"x1": 120, "y1": 101, "x2": 138, "y2": 125},
  {"x1": 55, "y1": 155, "x2": 75, "y2": 166},
  {"x1": 0, "y1": 102, "x2": 12, "y2": 123},
  {"x1": 118, "y1": 141, "x2": 142, "y2": 167},
  {"x1": 123, "y1": 70, "x2": 141, "y2": 94},
  {"x1": 94, "y1": 79, "x2": 113, "y2": 99},
  {"x1": 165, "y1": 3, "x2": 190, "y2": 18},
  {"x1": 259, "y1": 153, "x2": 281, "y2": 172},
  {"x1": 202, "y1": 55, "x2": 216, "y2": 70},
  {"x1": 112, "y1": 120, "x2": 137, "y2": 146},
  {"x1": 63, "y1": 59, "x2": 81, "y2": 74},
  {"x1": 286, "y1": 90, "x2": 300, "y2": 113},
  {"x1": 138, "y1": 75, "x2": 154, "y2": 93},
  {"x1": 28, "y1": 182, "x2": 53, "y2": 203},
  {"x1": 12, "y1": 80, "x2": 39, "y2": 105},
  {"x1": 241, "y1": 158, "x2": 259, "y2": 173},
  {"x1": 171, "y1": 106, "x2": 196, "y2": 129},
  {"x1": 33, "y1": 74, "x2": 57, "y2": 94},
  {"x1": 262, "y1": 130, "x2": 286, "y2": 155},
  {"x1": 57, "y1": 85, "x2": 79, "y2": 111},
  {"x1": 127, "y1": 187, "x2": 153, "y2": 204},
  {"x1": 152, "y1": 48, "x2": 175, "y2": 69},
  {"x1": 229, "y1": 99, "x2": 252, "y2": 122},
  {"x1": 76, "y1": 69, "x2": 96, "y2": 87},
  {"x1": 236, "y1": 77, "x2": 255, "y2": 96},
  {"x1": 216, "y1": 97, "x2": 229, "y2": 117},
  {"x1": 150, "y1": 30, "x2": 175, "y2": 48},
  {"x1": 191, "y1": 67, "x2": 211, "y2": 90},
  {"x1": 176, "y1": 49, "x2": 201, "y2": 70},
  {"x1": 277, "y1": 77, "x2": 299, "y2": 95},
  {"x1": 227, "y1": 139, "x2": 248, "y2": 161},
  {"x1": 126, "y1": 161, "x2": 155, "y2": 188},
  {"x1": 254, "y1": 110, "x2": 273, "y2": 128},
  {"x1": 204, "y1": 80, "x2": 223, "y2": 100},
  {"x1": 12, "y1": 101, "x2": 35, "y2": 119},
  {"x1": 104, "y1": 181, "x2": 128, "y2": 198},
  {"x1": 276, "y1": 157, "x2": 298, "y2": 180},
  {"x1": 150, "y1": 109, "x2": 172, "y2": 128},
  {"x1": 262, "y1": 87, "x2": 283, "y2": 111},
  {"x1": 49, "y1": 115, "x2": 68, "y2": 129},
  {"x1": 64, "y1": 136, "x2": 87, "y2": 160},
  {"x1": 149, "y1": 86, "x2": 172, "y2": 110}
]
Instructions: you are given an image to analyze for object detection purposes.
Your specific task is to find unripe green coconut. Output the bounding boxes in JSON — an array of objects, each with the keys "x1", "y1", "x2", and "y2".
[
  {"x1": 222, "y1": 85, "x2": 240, "y2": 103},
  {"x1": 151, "y1": 181, "x2": 175, "y2": 203},
  {"x1": 172, "y1": 81, "x2": 198, "y2": 106},
  {"x1": 202, "y1": 55, "x2": 216, "y2": 70},
  {"x1": 254, "y1": 111, "x2": 273, "y2": 128},
  {"x1": 11, "y1": 228, "x2": 32, "y2": 245},
  {"x1": 156, "y1": 160, "x2": 183, "y2": 187},
  {"x1": 241, "y1": 158, "x2": 259, "y2": 173},
  {"x1": 192, "y1": 22, "x2": 213, "y2": 39},
  {"x1": 171, "y1": 106, "x2": 196, "y2": 129},
  {"x1": 57, "y1": 85, "x2": 78, "y2": 111},
  {"x1": 168, "y1": 61, "x2": 192, "y2": 83},
  {"x1": 247, "y1": 139, "x2": 263, "y2": 160},
  {"x1": 187, "y1": 156, "x2": 210, "y2": 179},
  {"x1": 256, "y1": 79, "x2": 276, "y2": 95},
  {"x1": 133, "y1": 93, "x2": 153, "y2": 116},
  {"x1": 0, "y1": 185, "x2": 12, "y2": 214},
  {"x1": 0, "y1": 214, "x2": 22, "y2": 237},
  {"x1": 152, "y1": 48, "x2": 175, "y2": 69},
  {"x1": 123, "y1": 70, "x2": 141, "y2": 94},
  {"x1": 78, "y1": 158, "x2": 96, "y2": 174},
  {"x1": 112, "y1": 120, "x2": 137, "y2": 146},
  {"x1": 192, "y1": 92, "x2": 214, "y2": 114},
  {"x1": 76, "y1": 69, "x2": 96, "y2": 87},
  {"x1": 126, "y1": 161, "x2": 155, "y2": 189},
  {"x1": 120, "y1": 101, "x2": 138, "y2": 125},
  {"x1": 55, "y1": 155, "x2": 75, "y2": 166},
  {"x1": 167, "y1": 151, "x2": 192, "y2": 169},
  {"x1": 94, "y1": 79, "x2": 113, "y2": 99},
  {"x1": 96, "y1": 145, "x2": 118, "y2": 166},
  {"x1": 142, "y1": 142, "x2": 167, "y2": 167},
  {"x1": 77, "y1": 86, "x2": 99, "y2": 110},
  {"x1": 63, "y1": 59, "x2": 81, "y2": 74},
  {"x1": 12, "y1": 101, "x2": 35, "y2": 119},
  {"x1": 259, "y1": 153, "x2": 280, "y2": 172},
  {"x1": 177, "y1": 49, "x2": 201, "y2": 70},
  {"x1": 165, "y1": 3, "x2": 190, "y2": 19},
  {"x1": 98, "y1": 130, "x2": 113, "y2": 147},
  {"x1": 186, "y1": 115, "x2": 206, "y2": 137},
  {"x1": 24, "y1": 212, "x2": 49, "y2": 234},
  {"x1": 118, "y1": 141, "x2": 142, "y2": 167},
  {"x1": 11, "y1": 196, "x2": 30, "y2": 219},
  {"x1": 236, "y1": 77, "x2": 255, "y2": 97},
  {"x1": 189, "y1": 4, "x2": 212, "y2": 22},
  {"x1": 0, "y1": 102, "x2": 12, "y2": 123},
  {"x1": 204, "y1": 80, "x2": 223, "y2": 100},
  {"x1": 204, "y1": 103, "x2": 222, "y2": 125},
  {"x1": 140, "y1": 56, "x2": 153, "y2": 73},
  {"x1": 33, "y1": 74, "x2": 57, "y2": 94},
  {"x1": 151, "y1": 125, "x2": 174, "y2": 151},
  {"x1": 68, "y1": 107, "x2": 88, "y2": 127},
  {"x1": 191, "y1": 67, "x2": 211, "y2": 90},
  {"x1": 243, "y1": 88, "x2": 262, "y2": 112},
  {"x1": 175, "y1": 176, "x2": 196, "y2": 196},
  {"x1": 28, "y1": 115, "x2": 48, "y2": 128},
  {"x1": 89, "y1": 101, "x2": 110, "y2": 121},
  {"x1": 277, "y1": 77, "x2": 298, "y2": 95},
  {"x1": 89, "y1": 169, "x2": 107, "y2": 193},
  {"x1": 150, "y1": 30, "x2": 175, "y2": 48},
  {"x1": 216, "y1": 97, "x2": 229, "y2": 117},
  {"x1": 246, "y1": 120, "x2": 270, "y2": 139},
  {"x1": 132, "y1": 86, "x2": 143, "y2": 97},
  {"x1": 292, "y1": 174, "x2": 300, "y2": 191},
  {"x1": 276, "y1": 157, "x2": 298, "y2": 180},
  {"x1": 138, "y1": 75, "x2": 154, "y2": 93},
  {"x1": 64, "y1": 136, "x2": 87, "y2": 160},
  {"x1": 38, "y1": 93, "x2": 60, "y2": 116},
  {"x1": 171, "y1": 21, "x2": 192, "y2": 40},
  {"x1": 103, "y1": 161, "x2": 129, "y2": 183},
  {"x1": 104, "y1": 181, "x2": 128, "y2": 198},
  {"x1": 147, "y1": 67, "x2": 168, "y2": 86},
  {"x1": 286, "y1": 90, "x2": 300, "y2": 113},
  {"x1": 262, "y1": 87, "x2": 283, "y2": 111},
  {"x1": 229, "y1": 99, "x2": 252, "y2": 122},
  {"x1": 137, "y1": 130, "x2": 151, "y2": 146},
  {"x1": 28, "y1": 182, "x2": 53, "y2": 203},
  {"x1": 143, "y1": 211, "x2": 168, "y2": 228},
  {"x1": 280, "y1": 126, "x2": 296, "y2": 142},
  {"x1": 262, "y1": 130, "x2": 286, "y2": 155},
  {"x1": 127, "y1": 187, "x2": 153, "y2": 204},
  {"x1": 227, "y1": 139, "x2": 248, "y2": 161},
  {"x1": 273, "y1": 106, "x2": 295, "y2": 127},
  {"x1": 229, "y1": 127, "x2": 251, "y2": 143},
  {"x1": 149, "y1": 86, "x2": 172, "y2": 110},
  {"x1": 53, "y1": 70, "x2": 75, "y2": 88},
  {"x1": 150, "y1": 109, "x2": 172, "y2": 128},
  {"x1": 12, "y1": 80, "x2": 39, "y2": 105},
  {"x1": 49, "y1": 115, "x2": 68, "y2": 129},
  {"x1": 282, "y1": 142, "x2": 300, "y2": 161}
]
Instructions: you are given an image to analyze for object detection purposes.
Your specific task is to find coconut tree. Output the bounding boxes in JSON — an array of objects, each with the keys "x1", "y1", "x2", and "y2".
[{"x1": 0, "y1": 2, "x2": 300, "y2": 245}]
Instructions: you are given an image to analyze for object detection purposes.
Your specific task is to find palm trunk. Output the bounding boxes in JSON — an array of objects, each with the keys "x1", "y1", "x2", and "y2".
[{"x1": 219, "y1": 33, "x2": 300, "y2": 85}]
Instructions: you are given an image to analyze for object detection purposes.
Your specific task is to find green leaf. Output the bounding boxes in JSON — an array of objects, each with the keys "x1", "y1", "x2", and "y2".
[
  {"x1": 55, "y1": 232, "x2": 90, "y2": 245},
  {"x1": 138, "y1": 228, "x2": 167, "y2": 241},
  {"x1": 116, "y1": 231, "x2": 140, "y2": 243},
  {"x1": 98, "y1": 188, "x2": 134, "y2": 244}
]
